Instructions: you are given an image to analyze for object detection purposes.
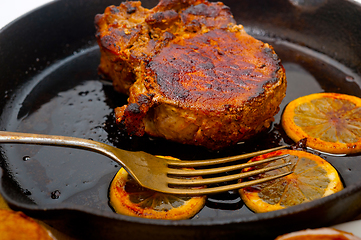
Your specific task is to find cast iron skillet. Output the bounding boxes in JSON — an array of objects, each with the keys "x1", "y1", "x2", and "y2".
[{"x1": 1, "y1": 0, "x2": 361, "y2": 239}]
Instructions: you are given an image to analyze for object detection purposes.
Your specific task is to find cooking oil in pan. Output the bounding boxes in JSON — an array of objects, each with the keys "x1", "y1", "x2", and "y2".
[{"x1": 1, "y1": 39, "x2": 361, "y2": 219}]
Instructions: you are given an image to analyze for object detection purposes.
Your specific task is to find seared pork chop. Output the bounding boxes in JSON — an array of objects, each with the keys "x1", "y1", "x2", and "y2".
[{"x1": 95, "y1": 0, "x2": 287, "y2": 150}]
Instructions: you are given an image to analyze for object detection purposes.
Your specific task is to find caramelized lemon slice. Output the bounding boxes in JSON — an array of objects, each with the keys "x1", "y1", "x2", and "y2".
[
  {"x1": 239, "y1": 150, "x2": 343, "y2": 213},
  {"x1": 282, "y1": 93, "x2": 361, "y2": 154},
  {"x1": 109, "y1": 156, "x2": 206, "y2": 220}
]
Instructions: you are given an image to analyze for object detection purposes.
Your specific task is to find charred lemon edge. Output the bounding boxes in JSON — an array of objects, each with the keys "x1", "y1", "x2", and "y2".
[
  {"x1": 282, "y1": 92, "x2": 361, "y2": 154},
  {"x1": 239, "y1": 149, "x2": 344, "y2": 213},
  {"x1": 109, "y1": 157, "x2": 206, "y2": 220}
]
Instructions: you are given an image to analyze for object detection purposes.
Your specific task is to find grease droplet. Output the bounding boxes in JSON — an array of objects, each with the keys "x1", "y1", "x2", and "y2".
[
  {"x1": 22, "y1": 189, "x2": 32, "y2": 195},
  {"x1": 345, "y1": 76, "x2": 355, "y2": 82},
  {"x1": 51, "y1": 190, "x2": 61, "y2": 199},
  {"x1": 79, "y1": 91, "x2": 89, "y2": 96}
]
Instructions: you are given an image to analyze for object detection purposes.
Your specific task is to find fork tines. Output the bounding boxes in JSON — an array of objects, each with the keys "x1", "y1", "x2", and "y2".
[{"x1": 165, "y1": 153, "x2": 292, "y2": 195}]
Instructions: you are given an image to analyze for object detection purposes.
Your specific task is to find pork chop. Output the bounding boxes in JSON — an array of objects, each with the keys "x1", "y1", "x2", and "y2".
[{"x1": 95, "y1": 0, "x2": 287, "y2": 150}]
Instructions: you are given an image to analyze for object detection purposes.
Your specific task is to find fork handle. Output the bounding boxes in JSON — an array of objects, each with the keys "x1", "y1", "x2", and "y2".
[{"x1": 0, "y1": 131, "x2": 126, "y2": 166}]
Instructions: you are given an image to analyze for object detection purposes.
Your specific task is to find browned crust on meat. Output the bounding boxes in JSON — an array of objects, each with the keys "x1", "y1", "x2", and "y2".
[
  {"x1": 95, "y1": 0, "x2": 235, "y2": 94},
  {"x1": 145, "y1": 27, "x2": 283, "y2": 111},
  {"x1": 0, "y1": 209, "x2": 55, "y2": 240},
  {"x1": 96, "y1": 0, "x2": 287, "y2": 150}
]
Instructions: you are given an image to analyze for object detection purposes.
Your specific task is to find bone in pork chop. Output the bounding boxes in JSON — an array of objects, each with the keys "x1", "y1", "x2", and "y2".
[{"x1": 95, "y1": 0, "x2": 287, "y2": 150}]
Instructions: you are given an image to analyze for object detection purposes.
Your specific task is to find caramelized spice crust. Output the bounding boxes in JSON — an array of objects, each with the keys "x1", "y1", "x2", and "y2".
[
  {"x1": 147, "y1": 28, "x2": 283, "y2": 111},
  {"x1": 96, "y1": 0, "x2": 287, "y2": 150},
  {"x1": 95, "y1": 0, "x2": 235, "y2": 94}
]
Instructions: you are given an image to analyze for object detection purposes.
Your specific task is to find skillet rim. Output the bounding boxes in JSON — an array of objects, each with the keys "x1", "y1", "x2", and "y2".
[{"x1": 0, "y1": 0, "x2": 361, "y2": 235}]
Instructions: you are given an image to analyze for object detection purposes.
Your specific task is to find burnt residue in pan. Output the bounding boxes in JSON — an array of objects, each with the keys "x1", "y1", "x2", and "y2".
[{"x1": 0, "y1": 37, "x2": 361, "y2": 219}]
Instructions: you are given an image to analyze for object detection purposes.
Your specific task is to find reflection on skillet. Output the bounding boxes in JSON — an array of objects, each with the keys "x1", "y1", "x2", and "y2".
[{"x1": 1, "y1": 38, "x2": 361, "y2": 220}]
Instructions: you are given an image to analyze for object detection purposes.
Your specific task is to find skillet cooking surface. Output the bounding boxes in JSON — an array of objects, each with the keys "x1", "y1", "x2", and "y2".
[{"x1": 0, "y1": 0, "x2": 361, "y2": 239}]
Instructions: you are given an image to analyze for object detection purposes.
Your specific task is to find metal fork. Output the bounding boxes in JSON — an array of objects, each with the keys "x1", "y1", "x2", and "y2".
[{"x1": 0, "y1": 131, "x2": 292, "y2": 195}]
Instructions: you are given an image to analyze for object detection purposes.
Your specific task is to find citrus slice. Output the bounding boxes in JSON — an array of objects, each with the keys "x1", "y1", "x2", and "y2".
[
  {"x1": 282, "y1": 92, "x2": 361, "y2": 154},
  {"x1": 239, "y1": 149, "x2": 343, "y2": 213},
  {"x1": 109, "y1": 156, "x2": 206, "y2": 220},
  {"x1": 275, "y1": 228, "x2": 360, "y2": 240}
]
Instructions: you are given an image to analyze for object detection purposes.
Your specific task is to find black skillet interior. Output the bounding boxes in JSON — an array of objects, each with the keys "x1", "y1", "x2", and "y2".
[{"x1": 0, "y1": 0, "x2": 361, "y2": 239}]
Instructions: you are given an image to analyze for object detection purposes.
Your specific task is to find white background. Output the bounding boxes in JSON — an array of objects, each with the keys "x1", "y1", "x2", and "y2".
[
  {"x1": 0, "y1": 0, "x2": 55, "y2": 29},
  {"x1": 1, "y1": 0, "x2": 361, "y2": 29}
]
